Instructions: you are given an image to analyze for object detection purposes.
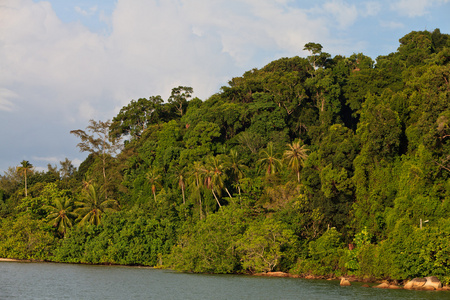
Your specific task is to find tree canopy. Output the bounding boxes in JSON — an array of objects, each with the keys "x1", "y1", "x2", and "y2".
[{"x1": 1, "y1": 29, "x2": 450, "y2": 283}]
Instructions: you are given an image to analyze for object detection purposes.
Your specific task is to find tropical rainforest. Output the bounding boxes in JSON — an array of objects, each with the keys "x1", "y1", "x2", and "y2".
[{"x1": 1, "y1": 29, "x2": 450, "y2": 283}]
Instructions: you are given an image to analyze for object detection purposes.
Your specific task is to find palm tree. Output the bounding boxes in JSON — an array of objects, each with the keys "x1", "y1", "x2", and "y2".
[
  {"x1": 283, "y1": 141, "x2": 309, "y2": 183},
  {"x1": 146, "y1": 167, "x2": 162, "y2": 202},
  {"x1": 258, "y1": 142, "x2": 282, "y2": 176},
  {"x1": 17, "y1": 160, "x2": 33, "y2": 197},
  {"x1": 188, "y1": 161, "x2": 204, "y2": 219},
  {"x1": 74, "y1": 183, "x2": 118, "y2": 226},
  {"x1": 173, "y1": 165, "x2": 186, "y2": 204},
  {"x1": 203, "y1": 155, "x2": 227, "y2": 207},
  {"x1": 223, "y1": 149, "x2": 248, "y2": 197},
  {"x1": 43, "y1": 196, "x2": 76, "y2": 236}
]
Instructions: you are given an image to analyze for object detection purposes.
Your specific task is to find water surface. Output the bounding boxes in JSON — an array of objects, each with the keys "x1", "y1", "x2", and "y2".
[{"x1": 0, "y1": 261, "x2": 448, "y2": 299}]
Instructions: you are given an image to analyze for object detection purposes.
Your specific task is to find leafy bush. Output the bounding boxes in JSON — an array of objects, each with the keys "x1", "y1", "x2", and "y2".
[{"x1": 292, "y1": 228, "x2": 346, "y2": 277}]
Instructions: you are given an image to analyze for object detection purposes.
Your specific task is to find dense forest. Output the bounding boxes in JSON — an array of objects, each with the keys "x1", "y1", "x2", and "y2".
[{"x1": 1, "y1": 29, "x2": 450, "y2": 283}]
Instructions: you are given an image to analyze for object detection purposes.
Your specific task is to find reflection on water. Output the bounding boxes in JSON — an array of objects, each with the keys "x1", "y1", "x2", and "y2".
[{"x1": 0, "y1": 262, "x2": 448, "y2": 300}]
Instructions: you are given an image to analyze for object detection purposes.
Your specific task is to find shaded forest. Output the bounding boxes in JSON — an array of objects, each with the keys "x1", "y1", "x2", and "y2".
[{"x1": 1, "y1": 29, "x2": 450, "y2": 282}]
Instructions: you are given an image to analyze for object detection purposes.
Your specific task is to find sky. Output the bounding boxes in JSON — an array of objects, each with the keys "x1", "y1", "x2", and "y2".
[{"x1": 0, "y1": 0, "x2": 449, "y2": 174}]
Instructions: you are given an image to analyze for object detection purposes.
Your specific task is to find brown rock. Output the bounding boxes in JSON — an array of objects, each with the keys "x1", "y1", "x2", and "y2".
[
  {"x1": 388, "y1": 285, "x2": 401, "y2": 289},
  {"x1": 264, "y1": 272, "x2": 289, "y2": 277},
  {"x1": 423, "y1": 276, "x2": 442, "y2": 289},
  {"x1": 374, "y1": 283, "x2": 390, "y2": 289},
  {"x1": 361, "y1": 284, "x2": 370, "y2": 288},
  {"x1": 404, "y1": 278, "x2": 427, "y2": 289},
  {"x1": 340, "y1": 278, "x2": 351, "y2": 286}
]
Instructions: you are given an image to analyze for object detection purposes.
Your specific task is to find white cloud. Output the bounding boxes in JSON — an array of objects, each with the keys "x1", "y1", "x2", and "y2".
[
  {"x1": 0, "y1": 88, "x2": 17, "y2": 111},
  {"x1": 390, "y1": 0, "x2": 450, "y2": 17},
  {"x1": 72, "y1": 158, "x2": 83, "y2": 169},
  {"x1": 362, "y1": 1, "x2": 382, "y2": 17},
  {"x1": 32, "y1": 156, "x2": 60, "y2": 165},
  {"x1": 322, "y1": 0, "x2": 358, "y2": 29},
  {"x1": 0, "y1": 0, "x2": 333, "y2": 120},
  {"x1": 75, "y1": 5, "x2": 98, "y2": 17},
  {"x1": 78, "y1": 101, "x2": 97, "y2": 120},
  {"x1": 380, "y1": 20, "x2": 405, "y2": 29}
]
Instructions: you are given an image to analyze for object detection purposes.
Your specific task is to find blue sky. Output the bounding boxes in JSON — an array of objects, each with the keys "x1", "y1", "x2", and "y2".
[{"x1": 0, "y1": 0, "x2": 449, "y2": 174}]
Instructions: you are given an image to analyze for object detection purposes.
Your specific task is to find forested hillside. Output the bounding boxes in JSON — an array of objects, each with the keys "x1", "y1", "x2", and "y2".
[{"x1": 1, "y1": 29, "x2": 450, "y2": 282}]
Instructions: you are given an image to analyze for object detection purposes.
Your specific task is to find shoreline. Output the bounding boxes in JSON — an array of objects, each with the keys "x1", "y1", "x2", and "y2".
[{"x1": 0, "y1": 258, "x2": 32, "y2": 262}]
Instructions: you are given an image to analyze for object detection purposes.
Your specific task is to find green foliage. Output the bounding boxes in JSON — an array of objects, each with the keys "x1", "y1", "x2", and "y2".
[
  {"x1": 374, "y1": 219, "x2": 450, "y2": 284},
  {"x1": 55, "y1": 206, "x2": 180, "y2": 266},
  {"x1": 168, "y1": 205, "x2": 248, "y2": 273},
  {"x1": 1, "y1": 29, "x2": 450, "y2": 282},
  {"x1": 0, "y1": 214, "x2": 56, "y2": 260},
  {"x1": 292, "y1": 228, "x2": 346, "y2": 277},
  {"x1": 110, "y1": 96, "x2": 172, "y2": 140},
  {"x1": 43, "y1": 195, "x2": 75, "y2": 236},
  {"x1": 237, "y1": 218, "x2": 296, "y2": 273},
  {"x1": 75, "y1": 183, "x2": 119, "y2": 226}
]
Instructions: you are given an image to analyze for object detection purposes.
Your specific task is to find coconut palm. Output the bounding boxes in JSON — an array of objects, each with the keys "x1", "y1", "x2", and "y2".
[
  {"x1": 146, "y1": 167, "x2": 162, "y2": 202},
  {"x1": 223, "y1": 149, "x2": 248, "y2": 197},
  {"x1": 203, "y1": 155, "x2": 227, "y2": 207},
  {"x1": 17, "y1": 160, "x2": 33, "y2": 197},
  {"x1": 173, "y1": 165, "x2": 186, "y2": 204},
  {"x1": 74, "y1": 183, "x2": 118, "y2": 226},
  {"x1": 43, "y1": 196, "x2": 76, "y2": 236},
  {"x1": 188, "y1": 161, "x2": 205, "y2": 219},
  {"x1": 258, "y1": 142, "x2": 282, "y2": 176},
  {"x1": 283, "y1": 141, "x2": 309, "y2": 183}
]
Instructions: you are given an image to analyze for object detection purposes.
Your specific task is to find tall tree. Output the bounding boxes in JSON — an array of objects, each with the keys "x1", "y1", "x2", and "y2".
[
  {"x1": 59, "y1": 158, "x2": 76, "y2": 180},
  {"x1": 168, "y1": 86, "x2": 193, "y2": 116},
  {"x1": 303, "y1": 42, "x2": 330, "y2": 71},
  {"x1": 110, "y1": 96, "x2": 164, "y2": 140},
  {"x1": 0, "y1": 166, "x2": 22, "y2": 197},
  {"x1": 173, "y1": 165, "x2": 187, "y2": 205},
  {"x1": 223, "y1": 149, "x2": 248, "y2": 197},
  {"x1": 283, "y1": 141, "x2": 309, "y2": 183},
  {"x1": 264, "y1": 71, "x2": 306, "y2": 115},
  {"x1": 74, "y1": 183, "x2": 118, "y2": 226},
  {"x1": 70, "y1": 120, "x2": 122, "y2": 199},
  {"x1": 258, "y1": 142, "x2": 282, "y2": 176},
  {"x1": 188, "y1": 161, "x2": 204, "y2": 219},
  {"x1": 146, "y1": 167, "x2": 162, "y2": 203},
  {"x1": 203, "y1": 155, "x2": 227, "y2": 207},
  {"x1": 43, "y1": 196, "x2": 75, "y2": 236},
  {"x1": 17, "y1": 160, "x2": 33, "y2": 197}
]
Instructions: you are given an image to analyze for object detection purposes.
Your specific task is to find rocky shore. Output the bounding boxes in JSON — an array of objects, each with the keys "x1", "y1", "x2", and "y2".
[
  {"x1": 255, "y1": 271, "x2": 450, "y2": 292},
  {"x1": 340, "y1": 275, "x2": 450, "y2": 291}
]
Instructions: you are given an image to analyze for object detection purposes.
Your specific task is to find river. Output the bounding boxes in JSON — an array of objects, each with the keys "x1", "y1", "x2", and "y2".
[{"x1": 0, "y1": 261, "x2": 448, "y2": 299}]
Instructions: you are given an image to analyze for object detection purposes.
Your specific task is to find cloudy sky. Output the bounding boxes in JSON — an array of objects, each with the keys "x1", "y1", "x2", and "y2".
[{"x1": 1, "y1": 0, "x2": 449, "y2": 174}]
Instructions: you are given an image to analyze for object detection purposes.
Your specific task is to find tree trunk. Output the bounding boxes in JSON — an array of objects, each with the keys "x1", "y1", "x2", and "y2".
[
  {"x1": 102, "y1": 155, "x2": 108, "y2": 199},
  {"x1": 225, "y1": 187, "x2": 233, "y2": 199},
  {"x1": 181, "y1": 186, "x2": 185, "y2": 205},
  {"x1": 196, "y1": 180, "x2": 203, "y2": 220},
  {"x1": 211, "y1": 189, "x2": 221, "y2": 207},
  {"x1": 24, "y1": 170, "x2": 27, "y2": 197}
]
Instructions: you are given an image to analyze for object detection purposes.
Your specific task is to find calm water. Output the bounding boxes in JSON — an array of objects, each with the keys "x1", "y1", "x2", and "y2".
[{"x1": 0, "y1": 262, "x2": 449, "y2": 300}]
